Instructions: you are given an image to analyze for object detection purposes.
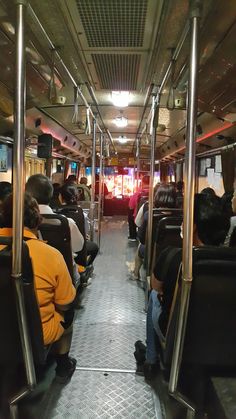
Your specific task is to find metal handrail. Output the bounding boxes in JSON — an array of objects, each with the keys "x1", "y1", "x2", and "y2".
[
  {"x1": 168, "y1": 2, "x2": 202, "y2": 416},
  {"x1": 90, "y1": 116, "x2": 97, "y2": 242},
  {"x1": 27, "y1": 5, "x2": 109, "y2": 145},
  {"x1": 97, "y1": 133, "x2": 104, "y2": 249}
]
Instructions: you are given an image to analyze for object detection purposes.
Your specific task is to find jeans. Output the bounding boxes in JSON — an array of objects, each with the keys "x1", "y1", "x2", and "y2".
[
  {"x1": 146, "y1": 289, "x2": 165, "y2": 364},
  {"x1": 128, "y1": 208, "x2": 136, "y2": 239}
]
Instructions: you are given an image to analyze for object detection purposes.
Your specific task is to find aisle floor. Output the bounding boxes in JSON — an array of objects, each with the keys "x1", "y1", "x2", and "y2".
[{"x1": 39, "y1": 217, "x2": 160, "y2": 418}]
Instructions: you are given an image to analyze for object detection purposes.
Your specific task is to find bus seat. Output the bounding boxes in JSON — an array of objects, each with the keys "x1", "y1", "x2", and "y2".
[
  {"x1": 59, "y1": 205, "x2": 87, "y2": 266},
  {"x1": 155, "y1": 216, "x2": 183, "y2": 252},
  {"x1": 229, "y1": 227, "x2": 236, "y2": 247},
  {"x1": 0, "y1": 237, "x2": 45, "y2": 366},
  {"x1": 38, "y1": 214, "x2": 74, "y2": 279},
  {"x1": 163, "y1": 246, "x2": 236, "y2": 369}
]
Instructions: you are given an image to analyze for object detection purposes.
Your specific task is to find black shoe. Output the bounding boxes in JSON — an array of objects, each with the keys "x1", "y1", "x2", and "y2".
[
  {"x1": 143, "y1": 361, "x2": 159, "y2": 382},
  {"x1": 134, "y1": 340, "x2": 146, "y2": 365},
  {"x1": 135, "y1": 363, "x2": 145, "y2": 376},
  {"x1": 55, "y1": 357, "x2": 77, "y2": 384}
]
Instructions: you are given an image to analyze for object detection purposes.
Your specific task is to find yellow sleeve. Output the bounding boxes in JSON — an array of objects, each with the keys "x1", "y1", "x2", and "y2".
[{"x1": 54, "y1": 252, "x2": 76, "y2": 306}]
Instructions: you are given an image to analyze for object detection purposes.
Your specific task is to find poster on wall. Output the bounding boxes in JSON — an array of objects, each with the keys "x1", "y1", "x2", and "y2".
[{"x1": 0, "y1": 144, "x2": 8, "y2": 172}]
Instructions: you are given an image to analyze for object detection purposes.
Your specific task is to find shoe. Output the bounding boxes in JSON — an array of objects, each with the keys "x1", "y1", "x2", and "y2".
[
  {"x1": 134, "y1": 340, "x2": 146, "y2": 364},
  {"x1": 55, "y1": 357, "x2": 77, "y2": 384},
  {"x1": 128, "y1": 237, "x2": 137, "y2": 242},
  {"x1": 135, "y1": 363, "x2": 145, "y2": 376},
  {"x1": 143, "y1": 361, "x2": 159, "y2": 382}
]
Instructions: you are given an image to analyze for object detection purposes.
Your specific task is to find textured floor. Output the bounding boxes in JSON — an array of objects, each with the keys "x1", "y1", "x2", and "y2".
[{"x1": 43, "y1": 217, "x2": 157, "y2": 418}]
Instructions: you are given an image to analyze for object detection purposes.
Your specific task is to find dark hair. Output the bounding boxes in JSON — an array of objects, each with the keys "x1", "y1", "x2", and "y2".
[
  {"x1": 60, "y1": 183, "x2": 78, "y2": 205},
  {"x1": 0, "y1": 181, "x2": 12, "y2": 202},
  {"x1": 80, "y1": 177, "x2": 88, "y2": 185},
  {"x1": 154, "y1": 183, "x2": 176, "y2": 208},
  {"x1": 200, "y1": 187, "x2": 216, "y2": 197},
  {"x1": 1, "y1": 192, "x2": 42, "y2": 230},
  {"x1": 66, "y1": 175, "x2": 77, "y2": 183},
  {"x1": 194, "y1": 193, "x2": 229, "y2": 245},
  {"x1": 26, "y1": 174, "x2": 53, "y2": 205},
  {"x1": 221, "y1": 192, "x2": 234, "y2": 218}
]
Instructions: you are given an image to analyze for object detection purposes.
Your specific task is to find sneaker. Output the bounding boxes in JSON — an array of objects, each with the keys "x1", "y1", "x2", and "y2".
[
  {"x1": 134, "y1": 340, "x2": 146, "y2": 364},
  {"x1": 128, "y1": 237, "x2": 137, "y2": 242},
  {"x1": 55, "y1": 357, "x2": 77, "y2": 384}
]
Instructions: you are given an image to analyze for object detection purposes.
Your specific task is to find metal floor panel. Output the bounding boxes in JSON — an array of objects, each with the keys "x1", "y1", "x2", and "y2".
[
  {"x1": 21, "y1": 217, "x2": 160, "y2": 418},
  {"x1": 46, "y1": 371, "x2": 156, "y2": 419}
]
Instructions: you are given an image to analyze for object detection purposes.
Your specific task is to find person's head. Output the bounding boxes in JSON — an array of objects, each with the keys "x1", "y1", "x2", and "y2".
[
  {"x1": 176, "y1": 181, "x2": 184, "y2": 193},
  {"x1": 0, "y1": 181, "x2": 12, "y2": 204},
  {"x1": 200, "y1": 187, "x2": 216, "y2": 197},
  {"x1": 59, "y1": 183, "x2": 78, "y2": 205},
  {"x1": 66, "y1": 174, "x2": 77, "y2": 184},
  {"x1": 26, "y1": 174, "x2": 53, "y2": 205},
  {"x1": 142, "y1": 175, "x2": 150, "y2": 189},
  {"x1": 154, "y1": 183, "x2": 176, "y2": 208},
  {"x1": 80, "y1": 177, "x2": 88, "y2": 185},
  {"x1": 193, "y1": 193, "x2": 229, "y2": 245},
  {"x1": 1, "y1": 192, "x2": 42, "y2": 230}
]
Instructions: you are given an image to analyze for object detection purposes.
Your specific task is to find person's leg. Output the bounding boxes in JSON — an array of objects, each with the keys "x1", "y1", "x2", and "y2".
[
  {"x1": 86, "y1": 240, "x2": 99, "y2": 265},
  {"x1": 52, "y1": 324, "x2": 77, "y2": 382},
  {"x1": 146, "y1": 290, "x2": 163, "y2": 364},
  {"x1": 133, "y1": 245, "x2": 143, "y2": 279},
  {"x1": 128, "y1": 208, "x2": 136, "y2": 239}
]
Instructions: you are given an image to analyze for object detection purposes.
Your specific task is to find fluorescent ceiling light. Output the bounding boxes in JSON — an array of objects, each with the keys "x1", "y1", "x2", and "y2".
[
  {"x1": 117, "y1": 136, "x2": 127, "y2": 144},
  {"x1": 111, "y1": 91, "x2": 130, "y2": 107},
  {"x1": 114, "y1": 115, "x2": 128, "y2": 128}
]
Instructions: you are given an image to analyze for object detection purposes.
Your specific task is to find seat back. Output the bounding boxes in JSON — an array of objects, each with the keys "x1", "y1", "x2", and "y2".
[
  {"x1": 155, "y1": 216, "x2": 183, "y2": 254},
  {"x1": 0, "y1": 237, "x2": 45, "y2": 366},
  {"x1": 39, "y1": 213, "x2": 74, "y2": 278},
  {"x1": 59, "y1": 205, "x2": 87, "y2": 266},
  {"x1": 164, "y1": 246, "x2": 236, "y2": 368}
]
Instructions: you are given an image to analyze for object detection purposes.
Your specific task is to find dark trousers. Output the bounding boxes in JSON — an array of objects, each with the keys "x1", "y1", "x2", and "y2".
[
  {"x1": 86, "y1": 240, "x2": 99, "y2": 265},
  {"x1": 128, "y1": 208, "x2": 137, "y2": 239}
]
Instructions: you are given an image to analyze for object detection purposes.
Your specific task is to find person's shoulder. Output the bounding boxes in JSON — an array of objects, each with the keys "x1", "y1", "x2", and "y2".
[{"x1": 28, "y1": 238, "x2": 64, "y2": 260}]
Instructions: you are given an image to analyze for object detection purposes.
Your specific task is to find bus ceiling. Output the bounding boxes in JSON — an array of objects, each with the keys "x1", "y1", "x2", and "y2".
[{"x1": 0, "y1": 0, "x2": 235, "y2": 160}]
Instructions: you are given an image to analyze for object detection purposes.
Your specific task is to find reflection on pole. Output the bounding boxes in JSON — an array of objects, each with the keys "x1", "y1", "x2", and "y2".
[
  {"x1": 90, "y1": 115, "x2": 97, "y2": 242},
  {"x1": 12, "y1": 0, "x2": 36, "y2": 389},
  {"x1": 169, "y1": 0, "x2": 202, "y2": 409}
]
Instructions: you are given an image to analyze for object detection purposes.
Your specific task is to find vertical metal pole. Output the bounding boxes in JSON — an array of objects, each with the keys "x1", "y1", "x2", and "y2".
[
  {"x1": 169, "y1": 0, "x2": 202, "y2": 395},
  {"x1": 146, "y1": 94, "x2": 159, "y2": 278},
  {"x1": 136, "y1": 138, "x2": 140, "y2": 192},
  {"x1": 90, "y1": 115, "x2": 97, "y2": 241},
  {"x1": 97, "y1": 133, "x2": 104, "y2": 249},
  {"x1": 13, "y1": 0, "x2": 36, "y2": 388}
]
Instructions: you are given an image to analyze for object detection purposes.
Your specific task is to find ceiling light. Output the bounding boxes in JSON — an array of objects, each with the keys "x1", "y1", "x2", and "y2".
[
  {"x1": 117, "y1": 136, "x2": 127, "y2": 144},
  {"x1": 114, "y1": 114, "x2": 128, "y2": 128},
  {"x1": 111, "y1": 91, "x2": 130, "y2": 107}
]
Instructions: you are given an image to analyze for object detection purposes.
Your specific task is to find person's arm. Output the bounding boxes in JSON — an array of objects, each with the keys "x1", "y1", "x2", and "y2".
[
  {"x1": 135, "y1": 203, "x2": 144, "y2": 227},
  {"x1": 54, "y1": 251, "x2": 76, "y2": 311},
  {"x1": 151, "y1": 273, "x2": 164, "y2": 295},
  {"x1": 68, "y1": 218, "x2": 84, "y2": 252}
]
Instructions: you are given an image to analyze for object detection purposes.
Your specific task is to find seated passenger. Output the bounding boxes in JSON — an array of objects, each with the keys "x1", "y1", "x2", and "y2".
[
  {"x1": 224, "y1": 190, "x2": 236, "y2": 246},
  {"x1": 136, "y1": 194, "x2": 229, "y2": 380},
  {"x1": 78, "y1": 177, "x2": 91, "y2": 201},
  {"x1": 131, "y1": 183, "x2": 177, "y2": 280},
  {"x1": 0, "y1": 193, "x2": 77, "y2": 382},
  {"x1": 26, "y1": 174, "x2": 84, "y2": 287},
  {"x1": 49, "y1": 182, "x2": 62, "y2": 210},
  {"x1": 128, "y1": 175, "x2": 150, "y2": 241},
  {"x1": 59, "y1": 183, "x2": 99, "y2": 270},
  {"x1": 0, "y1": 181, "x2": 12, "y2": 227}
]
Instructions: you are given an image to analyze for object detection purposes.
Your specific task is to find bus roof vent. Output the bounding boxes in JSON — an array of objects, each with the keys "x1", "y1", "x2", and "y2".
[
  {"x1": 92, "y1": 54, "x2": 141, "y2": 90},
  {"x1": 76, "y1": 0, "x2": 148, "y2": 48}
]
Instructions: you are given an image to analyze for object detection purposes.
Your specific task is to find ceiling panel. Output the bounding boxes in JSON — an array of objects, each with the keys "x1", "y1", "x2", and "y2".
[
  {"x1": 76, "y1": 0, "x2": 148, "y2": 48},
  {"x1": 92, "y1": 54, "x2": 141, "y2": 90}
]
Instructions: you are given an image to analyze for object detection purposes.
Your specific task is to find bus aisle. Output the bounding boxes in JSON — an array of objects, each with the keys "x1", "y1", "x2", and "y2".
[{"x1": 27, "y1": 216, "x2": 163, "y2": 418}]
